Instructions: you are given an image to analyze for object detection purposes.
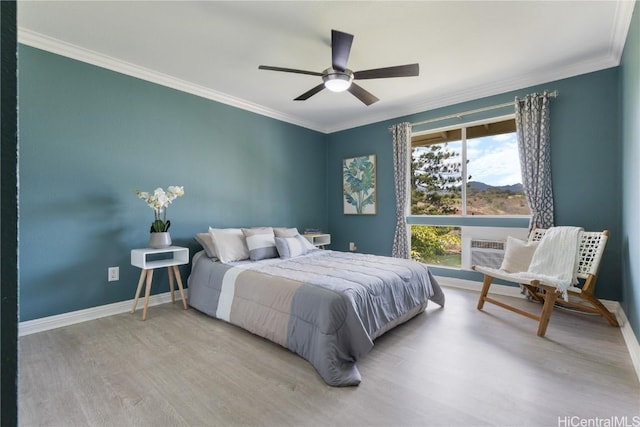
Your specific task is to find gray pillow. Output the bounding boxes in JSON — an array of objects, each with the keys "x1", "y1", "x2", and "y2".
[
  {"x1": 242, "y1": 227, "x2": 278, "y2": 261},
  {"x1": 273, "y1": 227, "x2": 300, "y2": 238}
]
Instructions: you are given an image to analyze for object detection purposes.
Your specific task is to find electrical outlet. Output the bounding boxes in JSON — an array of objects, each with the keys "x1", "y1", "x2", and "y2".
[
  {"x1": 349, "y1": 242, "x2": 357, "y2": 251},
  {"x1": 108, "y1": 266, "x2": 119, "y2": 282}
]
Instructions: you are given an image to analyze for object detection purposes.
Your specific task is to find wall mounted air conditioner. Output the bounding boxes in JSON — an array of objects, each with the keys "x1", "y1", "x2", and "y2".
[
  {"x1": 460, "y1": 226, "x2": 528, "y2": 270},
  {"x1": 470, "y1": 239, "x2": 505, "y2": 269}
]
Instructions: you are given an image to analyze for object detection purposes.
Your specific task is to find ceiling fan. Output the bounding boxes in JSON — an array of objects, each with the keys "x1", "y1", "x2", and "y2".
[{"x1": 258, "y1": 29, "x2": 419, "y2": 106}]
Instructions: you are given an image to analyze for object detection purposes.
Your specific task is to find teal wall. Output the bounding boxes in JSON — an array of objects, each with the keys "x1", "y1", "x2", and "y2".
[
  {"x1": 327, "y1": 68, "x2": 623, "y2": 301},
  {"x1": 621, "y1": 2, "x2": 640, "y2": 342},
  {"x1": 18, "y1": 45, "x2": 327, "y2": 321}
]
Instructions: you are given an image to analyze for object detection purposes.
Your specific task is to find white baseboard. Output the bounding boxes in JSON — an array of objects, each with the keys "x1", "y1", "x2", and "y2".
[
  {"x1": 435, "y1": 275, "x2": 640, "y2": 384},
  {"x1": 18, "y1": 290, "x2": 188, "y2": 337},
  {"x1": 616, "y1": 305, "x2": 640, "y2": 383}
]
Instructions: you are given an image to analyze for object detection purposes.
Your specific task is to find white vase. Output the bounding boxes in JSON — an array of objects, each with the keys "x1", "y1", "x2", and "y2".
[{"x1": 149, "y1": 232, "x2": 172, "y2": 249}]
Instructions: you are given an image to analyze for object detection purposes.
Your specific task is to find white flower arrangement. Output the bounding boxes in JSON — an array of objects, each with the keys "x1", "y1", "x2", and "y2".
[{"x1": 136, "y1": 186, "x2": 185, "y2": 233}]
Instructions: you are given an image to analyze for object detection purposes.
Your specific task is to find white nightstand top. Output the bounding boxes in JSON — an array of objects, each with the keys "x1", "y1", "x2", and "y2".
[
  {"x1": 303, "y1": 233, "x2": 331, "y2": 247},
  {"x1": 131, "y1": 246, "x2": 189, "y2": 269}
]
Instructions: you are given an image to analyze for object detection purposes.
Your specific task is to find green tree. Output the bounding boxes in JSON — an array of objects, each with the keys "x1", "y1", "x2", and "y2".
[
  {"x1": 411, "y1": 225, "x2": 461, "y2": 264},
  {"x1": 411, "y1": 144, "x2": 465, "y2": 215}
]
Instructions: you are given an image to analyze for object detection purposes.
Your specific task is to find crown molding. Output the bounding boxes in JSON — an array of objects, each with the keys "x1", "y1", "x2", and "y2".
[
  {"x1": 610, "y1": 0, "x2": 637, "y2": 61},
  {"x1": 17, "y1": 28, "x2": 326, "y2": 133}
]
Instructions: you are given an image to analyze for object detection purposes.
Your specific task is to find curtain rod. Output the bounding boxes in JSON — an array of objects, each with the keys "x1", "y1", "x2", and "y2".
[{"x1": 401, "y1": 90, "x2": 559, "y2": 129}]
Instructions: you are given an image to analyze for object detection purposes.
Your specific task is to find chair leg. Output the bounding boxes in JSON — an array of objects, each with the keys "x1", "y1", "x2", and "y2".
[
  {"x1": 477, "y1": 275, "x2": 494, "y2": 310},
  {"x1": 537, "y1": 288, "x2": 560, "y2": 337},
  {"x1": 522, "y1": 284, "x2": 545, "y2": 303},
  {"x1": 579, "y1": 293, "x2": 619, "y2": 327}
]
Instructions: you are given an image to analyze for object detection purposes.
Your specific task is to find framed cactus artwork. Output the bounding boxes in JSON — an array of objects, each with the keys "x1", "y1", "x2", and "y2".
[{"x1": 343, "y1": 154, "x2": 377, "y2": 215}]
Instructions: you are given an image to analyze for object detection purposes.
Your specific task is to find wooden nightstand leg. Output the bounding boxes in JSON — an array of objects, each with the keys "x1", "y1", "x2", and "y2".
[
  {"x1": 131, "y1": 269, "x2": 147, "y2": 314},
  {"x1": 168, "y1": 265, "x2": 176, "y2": 304},
  {"x1": 172, "y1": 265, "x2": 188, "y2": 310},
  {"x1": 142, "y1": 269, "x2": 154, "y2": 321}
]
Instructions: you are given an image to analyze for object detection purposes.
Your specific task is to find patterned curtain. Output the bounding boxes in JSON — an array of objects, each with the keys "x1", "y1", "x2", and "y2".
[
  {"x1": 515, "y1": 92, "x2": 554, "y2": 230},
  {"x1": 391, "y1": 122, "x2": 412, "y2": 258}
]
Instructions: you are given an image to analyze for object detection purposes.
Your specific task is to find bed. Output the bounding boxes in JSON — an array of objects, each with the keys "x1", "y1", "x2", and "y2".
[{"x1": 187, "y1": 246, "x2": 444, "y2": 386}]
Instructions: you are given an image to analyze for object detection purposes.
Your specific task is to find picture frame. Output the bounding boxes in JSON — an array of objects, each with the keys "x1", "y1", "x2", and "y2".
[{"x1": 343, "y1": 154, "x2": 377, "y2": 215}]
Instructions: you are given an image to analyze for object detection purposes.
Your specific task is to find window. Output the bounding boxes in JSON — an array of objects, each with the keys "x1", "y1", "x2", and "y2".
[
  {"x1": 411, "y1": 116, "x2": 527, "y2": 216},
  {"x1": 410, "y1": 115, "x2": 529, "y2": 266}
]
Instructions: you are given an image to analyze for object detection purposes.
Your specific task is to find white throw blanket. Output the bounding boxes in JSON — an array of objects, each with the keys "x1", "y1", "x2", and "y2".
[{"x1": 511, "y1": 226, "x2": 583, "y2": 297}]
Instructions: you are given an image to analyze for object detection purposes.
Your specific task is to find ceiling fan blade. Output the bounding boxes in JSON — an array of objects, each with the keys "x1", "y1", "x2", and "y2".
[
  {"x1": 259, "y1": 65, "x2": 323, "y2": 77},
  {"x1": 354, "y1": 63, "x2": 420, "y2": 80},
  {"x1": 347, "y1": 83, "x2": 379, "y2": 106},
  {"x1": 331, "y1": 30, "x2": 354, "y2": 72},
  {"x1": 294, "y1": 83, "x2": 326, "y2": 101}
]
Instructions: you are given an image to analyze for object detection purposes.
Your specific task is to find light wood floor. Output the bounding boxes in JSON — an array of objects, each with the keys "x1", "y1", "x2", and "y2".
[{"x1": 19, "y1": 287, "x2": 640, "y2": 427}]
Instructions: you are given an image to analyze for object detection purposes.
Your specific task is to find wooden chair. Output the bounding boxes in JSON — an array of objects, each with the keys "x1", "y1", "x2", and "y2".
[{"x1": 473, "y1": 229, "x2": 618, "y2": 337}]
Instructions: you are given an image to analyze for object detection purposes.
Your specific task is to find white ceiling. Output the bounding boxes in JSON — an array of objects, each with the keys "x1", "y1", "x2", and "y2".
[{"x1": 17, "y1": 1, "x2": 636, "y2": 134}]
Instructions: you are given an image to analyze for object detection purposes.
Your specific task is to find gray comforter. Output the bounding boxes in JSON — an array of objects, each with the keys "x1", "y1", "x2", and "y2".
[{"x1": 187, "y1": 250, "x2": 445, "y2": 386}]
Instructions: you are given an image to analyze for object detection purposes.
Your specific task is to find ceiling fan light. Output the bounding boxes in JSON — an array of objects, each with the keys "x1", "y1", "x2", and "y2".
[{"x1": 323, "y1": 71, "x2": 353, "y2": 92}]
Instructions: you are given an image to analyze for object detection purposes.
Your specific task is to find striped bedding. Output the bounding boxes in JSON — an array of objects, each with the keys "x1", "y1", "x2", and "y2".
[{"x1": 187, "y1": 250, "x2": 445, "y2": 386}]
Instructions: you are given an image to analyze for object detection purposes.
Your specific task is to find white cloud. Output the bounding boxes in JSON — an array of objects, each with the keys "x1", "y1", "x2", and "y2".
[{"x1": 467, "y1": 134, "x2": 521, "y2": 186}]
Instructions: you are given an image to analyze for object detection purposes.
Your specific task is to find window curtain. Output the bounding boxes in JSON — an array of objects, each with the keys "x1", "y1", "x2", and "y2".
[
  {"x1": 391, "y1": 122, "x2": 412, "y2": 259},
  {"x1": 515, "y1": 91, "x2": 554, "y2": 230}
]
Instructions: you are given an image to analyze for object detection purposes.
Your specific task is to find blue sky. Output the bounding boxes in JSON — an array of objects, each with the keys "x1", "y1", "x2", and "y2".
[{"x1": 467, "y1": 133, "x2": 522, "y2": 186}]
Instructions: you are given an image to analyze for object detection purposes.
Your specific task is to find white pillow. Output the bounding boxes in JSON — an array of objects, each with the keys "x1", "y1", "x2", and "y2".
[
  {"x1": 208, "y1": 227, "x2": 250, "y2": 263},
  {"x1": 500, "y1": 236, "x2": 539, "y2": 273},
  {"x1": 275, "y1": 235, "x2": 316, "y2": 259},
  {"x1": 300, "y1": 235, "x2": 318, "y2": 251}
]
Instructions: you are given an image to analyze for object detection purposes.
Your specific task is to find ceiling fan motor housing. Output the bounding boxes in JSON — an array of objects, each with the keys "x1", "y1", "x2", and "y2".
[{"x1": 322, "y1": 68, "x2": 354, "y2": 92}]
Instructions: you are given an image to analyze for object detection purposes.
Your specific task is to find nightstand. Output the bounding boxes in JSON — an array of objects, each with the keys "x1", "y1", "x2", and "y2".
[
  {"x1": 303, "y1": 233, "x2": 331, "y2": 249},
  {"x1": 130, "y1": 246, "x2": 189, "y2": 320}
]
